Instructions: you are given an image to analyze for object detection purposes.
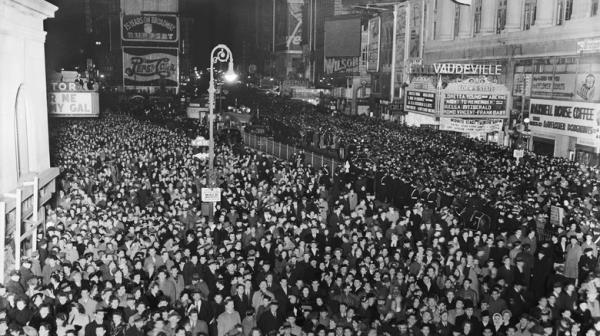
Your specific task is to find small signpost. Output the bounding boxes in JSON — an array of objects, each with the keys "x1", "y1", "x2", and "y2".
[
  {"x1": 201, "y1": 188, "x2": 221, "y2": 202},
  {"x1": 550, "y1": 205, "x2": 564, "y2": 226},
  {"x1": 513, "y1": 149, "x2": 524, "y2": 164}
]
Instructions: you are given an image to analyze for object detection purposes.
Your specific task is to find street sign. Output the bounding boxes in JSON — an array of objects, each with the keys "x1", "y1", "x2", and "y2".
[
  {"x1": 513, "y1": 149, "x2": 524, "y2": 159},
  {"x1": 201, "y1": 188, "x2": 221, "y2": 202},
  {"x1": 192, "y1": 136, "x2": 210, "y2": 147}
]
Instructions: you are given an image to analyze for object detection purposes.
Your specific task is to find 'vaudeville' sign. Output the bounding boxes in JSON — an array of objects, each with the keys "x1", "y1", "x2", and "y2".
[{"x1": 434, "y1": 63, "x2": 503, "y2": 76}]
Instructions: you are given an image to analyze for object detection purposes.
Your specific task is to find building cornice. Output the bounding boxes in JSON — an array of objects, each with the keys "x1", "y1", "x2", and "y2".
[{"x1": 1, "y1": 0, "x2": 57, "y2": 19}]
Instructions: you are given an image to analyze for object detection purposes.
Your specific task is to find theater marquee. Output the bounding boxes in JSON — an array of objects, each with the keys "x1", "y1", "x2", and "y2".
[{"x1": 47, "y1": 82, "x2": 99, "y2": 118}]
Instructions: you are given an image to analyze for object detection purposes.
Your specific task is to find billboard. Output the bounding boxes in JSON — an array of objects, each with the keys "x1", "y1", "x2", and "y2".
[
  {"x1": 574, "y1": 73, "x2": 600, "y2": 102},
  {"x1": 367, "y1": 17, "x2": 381, "y2": 72},
  {"x1": 275, "y1": 0, "x2": 303, "y2": 52},
  {"x1": 324, "y1": 17, "x2": 361, "y2": 76},
  {"x1": 440, "y1": 118, "x2": 504, "y2": 133},
  {"x1": 394, "y1": 4, "x2": 408, "y2": 85},
  {"x1": 379, "y1": 13, "x2": 394, "y2": 73},
  {"x1": 324, "y1": 17, "x2": 361, "y2": 57},
  {"x1": 324, "y1": 57, "x2": 360, "y2": 76},
  {"x1": 529, "y1": 99, "x2": 600, "y2": 146},
  {"x1": 409, "y1": 0, "x2": 423, "y2": 58},
  {"x1": 48, "y1": 82, "x2": 100, "y2": 117},
  {"x1": 531, "y1": 73, "x2": 576, "y2": 100},
  {"x1": 121, "y1": 14, "x2": 178, "y2": 43},
  {"x1": 123, "y1": 48, "x2": 178, "y2": 87}
]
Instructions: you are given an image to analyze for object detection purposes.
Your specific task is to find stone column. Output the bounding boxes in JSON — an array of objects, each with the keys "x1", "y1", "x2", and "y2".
[
  {"x1": 436, "y1": 0, "x2": 456, "y2": 40},
  {"x1": 504, "y1": 0, "x2": 523, "y2": 32},
  {"x1": 480, "y1": 0, "x2": 498, "y2": 35},
  {"x1": 535, "y1": 0, "x2": 555, "y2": 27},
  {"x1": 457, "y1": 4, "x2": 473, "y2": 38},
  {"x1": 571, "y1": 0, "x2": 592, "y2": 20}
]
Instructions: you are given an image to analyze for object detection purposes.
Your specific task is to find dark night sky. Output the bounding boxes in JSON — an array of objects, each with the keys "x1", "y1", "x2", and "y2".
[{"x1": 44, "y1": 0, "x2": 244, "y2": 71}]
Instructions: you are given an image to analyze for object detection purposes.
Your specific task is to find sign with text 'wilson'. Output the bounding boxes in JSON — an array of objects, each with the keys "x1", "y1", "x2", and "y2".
[{"x1": 123, "y1": 48, "x2": 178, "y2": 87}]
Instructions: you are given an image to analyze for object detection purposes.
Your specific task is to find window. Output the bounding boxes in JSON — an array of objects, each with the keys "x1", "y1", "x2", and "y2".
[
  {"x1": 497, "y1": 0, "x2": 507, "y2": 33},
  {"x1": 565, "y1": 0, "x2": 573, "y2": 20},
  {"x1": 593, "y1": 0, "x2": 599, "y2": 16},
  {"x1": 454, "y1": 4, "x2": 460, "y2": 38},
  {"x1": 557, "y1": 1, "x2": 564, "y2": 25},
  {"x1": 523, "y1": 0, "x2": 537, "y2": 30},
  {"x1": 473, "y1": 0, "x2": 482, "y2": 33},
  {"x1": 433, "y1": 0, "x2": 438, "y2": 40},
  {"x1": 14, "y1": 84, "x2": 29, "y2": 180},
  {"x1": 556, "y1": 0, "x2": 573, "y2": 24}
]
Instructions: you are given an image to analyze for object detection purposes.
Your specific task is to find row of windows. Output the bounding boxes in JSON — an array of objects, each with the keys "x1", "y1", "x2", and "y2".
[{"x1": 438, "y1": 0, "x2": 599, "y2": 39}]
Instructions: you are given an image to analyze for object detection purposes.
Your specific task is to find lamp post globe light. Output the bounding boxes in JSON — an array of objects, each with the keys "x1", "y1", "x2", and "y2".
[{"x1": 207, "y1": 44, "x2": 237, "y2": 187}]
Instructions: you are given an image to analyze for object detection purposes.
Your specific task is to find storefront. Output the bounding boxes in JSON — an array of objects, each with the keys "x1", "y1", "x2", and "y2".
[
  {"x1": 528, "y1": 99, "x2": 600, "y2": 161},
  {"x1": 511, "y1": 40, "x2": 600, "y2": 163}
]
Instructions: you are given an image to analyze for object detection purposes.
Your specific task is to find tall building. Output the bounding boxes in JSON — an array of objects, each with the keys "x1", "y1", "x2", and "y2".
[
  {"x1": 424, "y1": 0, "x2": 600, "y2": 163},
  {"x1": 1, "y1": 0, "x2": 60, "y2": 277}
]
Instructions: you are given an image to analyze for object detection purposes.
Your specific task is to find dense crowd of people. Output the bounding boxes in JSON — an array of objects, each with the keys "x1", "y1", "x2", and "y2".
[{"x1": 3, "y1": 88, "x2": 600, "y2": 336}]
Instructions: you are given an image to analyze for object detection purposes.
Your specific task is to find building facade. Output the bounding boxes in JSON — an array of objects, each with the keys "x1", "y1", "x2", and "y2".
[
  {"x1": 425, "y1": 0, "x2": 600, "y2": 163},
  {"x1": 0, "y1": 0, "x2": 60, "y2": 278}
]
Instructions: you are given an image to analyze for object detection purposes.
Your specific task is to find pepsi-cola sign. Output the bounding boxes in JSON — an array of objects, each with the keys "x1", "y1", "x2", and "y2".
[{"x1": 123, "y1": 48, "x2": 178, "y2": 87}]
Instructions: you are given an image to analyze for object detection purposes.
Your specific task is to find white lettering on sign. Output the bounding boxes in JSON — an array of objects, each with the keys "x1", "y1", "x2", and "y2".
[
  {"x1": 49, "y1": 82, "x2": 96, "y2": 92},
  {"x1": 48, "y1": 92, "x2": 97, "y2": 116},
  {"x1": 433, "y1": 63, "x2": 503, "y2": 76}
]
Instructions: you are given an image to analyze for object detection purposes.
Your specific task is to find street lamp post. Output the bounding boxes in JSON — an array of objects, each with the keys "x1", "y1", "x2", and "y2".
[{"x1": 207, "y1": 44, "x2": 237, "y2": 187}]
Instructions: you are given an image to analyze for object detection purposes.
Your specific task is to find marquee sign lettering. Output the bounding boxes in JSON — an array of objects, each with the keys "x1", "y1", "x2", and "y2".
[{"x1": 434, "y1": 63, "x2": 503, "y2": 76}]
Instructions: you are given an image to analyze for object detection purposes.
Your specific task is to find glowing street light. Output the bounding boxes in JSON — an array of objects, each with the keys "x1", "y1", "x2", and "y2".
[{"x1": 207, "y1": 44, "x2": 236, "y2": 187}]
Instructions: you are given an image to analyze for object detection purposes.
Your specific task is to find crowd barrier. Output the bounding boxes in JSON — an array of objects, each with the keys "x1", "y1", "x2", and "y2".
[{"x1": 242, "y1": 132, "x2": 339, "y2": 177}]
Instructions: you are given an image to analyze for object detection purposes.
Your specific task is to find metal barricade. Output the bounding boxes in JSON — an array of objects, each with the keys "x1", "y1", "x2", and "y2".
[{"x1": 243, "y1": 132, "x2": 337, "y2": 177}]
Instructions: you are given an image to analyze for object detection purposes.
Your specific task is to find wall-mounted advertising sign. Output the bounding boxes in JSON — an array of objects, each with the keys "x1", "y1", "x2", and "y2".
[
  {"x1": 574, "y1": 73, "x2": 600, "y2": 102},
  {"x1": 367, "y1": 17, "x2": 381, "y2": 72},
  {"x1": 121, "y1": 15, "x2": 178, "y2": 43},
  {"x1": 440, "y1": 118, "x2": 503, "y2": 133},
  {"x1": 531, "y1": 73, "x2": 576, "y2": 99},
  {"x1": 434, "y1": 63, "x2": 503, "y2": 76},
  {"x1": 529, "y1": 99, "x2": 600, "y2": 146},
  {"x1": 577, "y1": 38, "x2": 600, "y2": 54},
  {"x1": 123, "y1": 48, "x2": 178, "y2": 87},
  {"x1": 47, "y1": 82, "x2": 99, "y2": 117},
  {"x1": 275, "y1": 0, "x2": 303, "y2": 52},
  {"x1": 405, "y1": 90, "x2": 436, "y2": 114},
  {"x1": 324, "y1": 57, "x2": 360, "y2": 75}
]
